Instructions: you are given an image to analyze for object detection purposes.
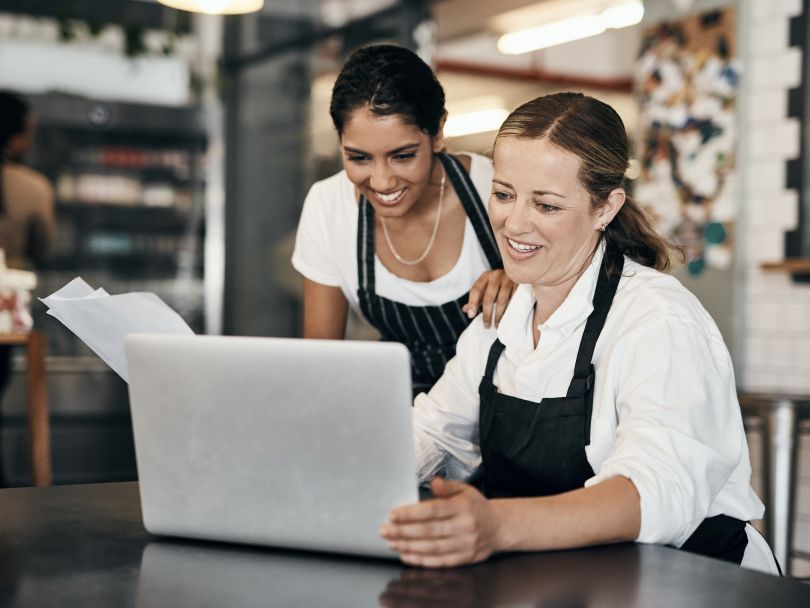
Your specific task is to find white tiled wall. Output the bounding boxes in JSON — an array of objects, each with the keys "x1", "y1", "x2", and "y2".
[
  {"x1": 741, "y1": 0, "x2": 810, "y2": 575},
  {"x1": 741, "y1": 0, "x2": 810, "y2": 393}
]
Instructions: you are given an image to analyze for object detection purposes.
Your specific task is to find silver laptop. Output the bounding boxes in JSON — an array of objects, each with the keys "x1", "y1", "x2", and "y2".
[{"x1": 125, "y1": 334, "x2": 418, "y2": 558}]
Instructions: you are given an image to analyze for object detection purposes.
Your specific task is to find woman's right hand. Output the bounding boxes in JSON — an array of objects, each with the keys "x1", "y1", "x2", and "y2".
[{"x1": 462, "y1": 270, "x2": 516, "y2": 329}]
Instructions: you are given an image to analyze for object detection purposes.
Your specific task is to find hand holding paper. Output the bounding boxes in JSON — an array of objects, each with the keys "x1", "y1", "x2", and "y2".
[{"x1": 40, "y1": 278, "x2": 194, "y2": 382}]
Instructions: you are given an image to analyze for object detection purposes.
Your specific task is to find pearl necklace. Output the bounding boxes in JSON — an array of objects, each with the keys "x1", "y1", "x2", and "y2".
[{"x1": 380, "y1": 166, "x2": 446, "y2": 266}]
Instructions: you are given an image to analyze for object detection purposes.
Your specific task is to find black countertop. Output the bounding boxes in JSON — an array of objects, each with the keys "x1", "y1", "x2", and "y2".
[{"x1": 1, "y1": 482, "x2": 808, "y2": 607}]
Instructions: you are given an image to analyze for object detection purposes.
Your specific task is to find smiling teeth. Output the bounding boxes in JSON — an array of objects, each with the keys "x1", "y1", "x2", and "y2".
[
  {"x1": 375, "y1": 188, "x2": 406, "y2": 202},
  {"x1": 508, "y1": 239, "x2": 541, "y2": 252}
]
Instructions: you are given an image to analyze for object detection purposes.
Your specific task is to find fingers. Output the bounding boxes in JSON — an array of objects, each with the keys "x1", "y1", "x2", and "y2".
[
  {"x1": 388, "y1": 535, "x2": 470, "y2": 557},
  {"x1": 382, "y1": 517, "x2": 458, "y2": 540},
  {"x1": 465, "y1": 271, "x2": 517, "y2": 329},
  {"x1": 388, "y1": 493, "x2": 460, "y2": 525},
  {"x1": 429, "y1": 476, "x2": 466, "y2": 497},
  {"x1": 479, "y1": 277, "x2": 501, "y2": 328},
  {"x1": 492, "y1": 276, "x2": 516, "y2": 327},
  {"x1": 399, "y1": 550, "x2": 484, "y2": 569},
  {"x1": 462, "y1": 275, "x2": 487, "y2": 319}
]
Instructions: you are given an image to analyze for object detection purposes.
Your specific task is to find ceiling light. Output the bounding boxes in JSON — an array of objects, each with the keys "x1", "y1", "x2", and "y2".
[
  {"x1": 601, "y1": 1, "x2": 645, "y2": 29},
  {"x1": 445, "y1": 108, "x2": 510, "y2": 138},
  {"x1": 498, "y1": 0, "x2": 644, "y2": 55},
  {"x1": 157, "y1": 0, "x2": 264, "y2": 15},
  {"x1": 498, "y1": 14, "x2": 605, "y2": 55}
]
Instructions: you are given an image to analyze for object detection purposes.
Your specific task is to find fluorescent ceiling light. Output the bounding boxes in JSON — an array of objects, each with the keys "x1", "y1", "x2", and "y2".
[
  {"x1": 157, "y1": 0, "x2": 264, "y2": 14},
  {"x1": 498, "y1": 0, "x2": 644, "y2": 55},
  {"x1": 498, "y1": 14, "x2": 605, "y2": 55},
  {"x1": 445, "y1": 108, "x2": 510, "y2": 138},
  {"x1": 601, "y1": 1, "x2": 645, "y2": 29}
]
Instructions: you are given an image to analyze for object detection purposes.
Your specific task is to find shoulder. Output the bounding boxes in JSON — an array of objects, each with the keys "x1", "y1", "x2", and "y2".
[
  {"x1": 456, "y1": 152, "x2": 493, "y2": 180},
  {"x1": 301, "y1": 170, "x2": 358, "y2": 224},
  {"x1": 447, "y1": 313, "x2": 499, "y2": 383},
  {"x1": 305, "y1": 170, "x2": 355, "y2": 207},
  {"x1": 611, "y1": 259, "x2": 727, "y2": 353},
  {"x1": 451, "y1": 152, "x2": 493, "y2": 200},
  {"x1": 4, "y1": 165, "x2": 53, "y2": 199}
]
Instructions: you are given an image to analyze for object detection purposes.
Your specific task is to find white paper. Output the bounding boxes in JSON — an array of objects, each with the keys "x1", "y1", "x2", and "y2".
[{"x1": 40, "y1": 277, "x2": 194, "y2": 382}]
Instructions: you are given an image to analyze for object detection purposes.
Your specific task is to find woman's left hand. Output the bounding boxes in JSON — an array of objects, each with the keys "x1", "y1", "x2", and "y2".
[
  {"x1": 381, "y1": 477, "x2": 504, "y2": 568},
  {"x1": 462, "y1": 269, "x2": 516, "y2": 329}
]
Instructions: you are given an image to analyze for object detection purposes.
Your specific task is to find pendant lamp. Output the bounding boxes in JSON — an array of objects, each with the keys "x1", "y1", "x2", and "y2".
[{"x1": 157, "y1": 0, "x2": 264, "y2": 15}]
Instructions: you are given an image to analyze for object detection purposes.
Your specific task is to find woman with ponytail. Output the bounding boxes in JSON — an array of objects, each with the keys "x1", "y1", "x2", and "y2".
[{"x1": 380, "y1": 92, "x2": 780, "y2": 575}]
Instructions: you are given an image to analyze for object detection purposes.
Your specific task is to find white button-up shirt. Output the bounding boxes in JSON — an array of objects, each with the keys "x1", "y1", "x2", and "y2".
[{"x1": 412, "y1": 244, "x2": 764, "y2": 548}]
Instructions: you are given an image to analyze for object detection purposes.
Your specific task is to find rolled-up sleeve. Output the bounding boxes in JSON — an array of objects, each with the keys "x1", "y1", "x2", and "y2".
[
  {"x1": 585, "y1": 318, "x2": 745, "y2": 547},
  {"x1": 412, "y1": 319, "x2": 491, "y2": 483}
]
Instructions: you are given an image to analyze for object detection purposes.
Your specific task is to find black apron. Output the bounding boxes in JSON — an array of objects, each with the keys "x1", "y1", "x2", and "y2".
[
  {"x1": 477, "y1": 244, "x2": 749, "y2": 565},
  {"x1": 356, "y1": 152, "x2": 502, "y2": 396}
]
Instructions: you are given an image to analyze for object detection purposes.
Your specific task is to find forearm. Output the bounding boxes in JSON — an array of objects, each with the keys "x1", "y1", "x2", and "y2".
[
  {"x1": 302, "y1": 278, "x2": 348, "y2": 339},
  {"x1": 492, "y1": 476, "x2": 641, "y2": 552}
]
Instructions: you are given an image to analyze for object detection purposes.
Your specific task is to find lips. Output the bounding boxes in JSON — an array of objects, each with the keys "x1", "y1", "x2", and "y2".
[
  {"x1": 505, "y1": 237, "x2": 543, "y2": 259},
  {"x1": 371, "y1": 187, "x2": 408, "y2": 207}
]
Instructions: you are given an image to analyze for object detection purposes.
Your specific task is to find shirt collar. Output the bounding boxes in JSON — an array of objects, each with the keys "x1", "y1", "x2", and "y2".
[{"x1": 496, "y1": 241, "x2": 606, "y2": 358}]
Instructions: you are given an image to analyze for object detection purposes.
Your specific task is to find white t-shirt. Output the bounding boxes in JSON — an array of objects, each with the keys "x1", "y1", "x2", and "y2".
[
  {"x1": 412, "y1": 243, "x2": 775, "y2": 572},
  {"x1": 291, "y1": 153, "x2": 494, "y2": 311}
]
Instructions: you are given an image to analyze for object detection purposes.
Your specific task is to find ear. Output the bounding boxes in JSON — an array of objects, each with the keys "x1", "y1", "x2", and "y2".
[
  {"x1": 594, "y1": 188, "x2": 626, "y2": 231},
  {"x1": 432, "y1": 112, "x2": 447, "y2": 153}
]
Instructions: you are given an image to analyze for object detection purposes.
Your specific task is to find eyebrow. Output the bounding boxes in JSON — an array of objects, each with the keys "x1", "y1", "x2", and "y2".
[
  {"x1": 343, "y1": 143, "x2": 421, "y2": 156},
  {"x1": 492, "y1": 178, "x2": 566, "y2": 199}
]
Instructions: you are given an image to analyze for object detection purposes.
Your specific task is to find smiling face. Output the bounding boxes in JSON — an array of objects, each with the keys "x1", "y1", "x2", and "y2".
[
  {"x1": 489, "y1": 136, "x2": 622, "y2": 290},
  {"x1": 340, "y1": 107, "x2": 444, "y2": 218}
]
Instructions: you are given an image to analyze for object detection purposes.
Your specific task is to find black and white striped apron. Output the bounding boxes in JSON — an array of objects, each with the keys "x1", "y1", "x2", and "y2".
[{"x1": 356, "y1": 152, "x2": 502, "y2": 396}]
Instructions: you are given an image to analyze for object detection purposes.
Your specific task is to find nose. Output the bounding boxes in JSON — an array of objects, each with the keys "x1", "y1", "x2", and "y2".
[
  {"x1": 369, "y1": 161, "x2": 397, "y2": 192},
  {"x1": 504, "y1": 199, "x2": 532, "y2": 235}
]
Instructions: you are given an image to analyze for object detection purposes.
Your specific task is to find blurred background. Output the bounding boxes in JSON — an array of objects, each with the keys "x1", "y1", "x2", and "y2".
[{"x1": 0, "y1": 0, "x2": 808, "y2": 575}]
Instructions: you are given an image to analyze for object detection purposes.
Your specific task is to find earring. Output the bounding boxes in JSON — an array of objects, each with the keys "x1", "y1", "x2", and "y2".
[{"x1": 600, "y1": 223, "x2": 607, "y2": 232}]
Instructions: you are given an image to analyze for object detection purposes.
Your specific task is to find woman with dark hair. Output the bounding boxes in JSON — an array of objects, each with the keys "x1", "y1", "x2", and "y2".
[
  {"x1": 0, "y1": 90, "x2": 54, "y2": 270},
  {"x1": 380, "y1": 92, "x2": 779, "y2": 574},
  {"x1": 0, "y1": 91, "x2": 55, "y2": 423},
  {"x1": 292, "y1": 45, "x2": 513, "y2": 395}
]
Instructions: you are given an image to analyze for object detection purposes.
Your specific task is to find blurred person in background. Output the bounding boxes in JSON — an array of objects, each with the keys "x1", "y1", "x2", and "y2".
[
  {"x1": 0, "y1": 90, "x2": 54, "y2": 270},
  {"x1": 0, "y1": 90, "x2": 55, "y2": 422}
]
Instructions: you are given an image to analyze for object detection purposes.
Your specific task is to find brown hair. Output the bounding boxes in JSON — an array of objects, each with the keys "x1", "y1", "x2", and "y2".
[{"x1": 496, "y1": 92, "x2": 681, "y2": 273}]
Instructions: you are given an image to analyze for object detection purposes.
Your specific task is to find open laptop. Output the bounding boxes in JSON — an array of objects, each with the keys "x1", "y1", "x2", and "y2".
[{"x1": 125, "y1": 334, "x2": 418, "y2": 558}]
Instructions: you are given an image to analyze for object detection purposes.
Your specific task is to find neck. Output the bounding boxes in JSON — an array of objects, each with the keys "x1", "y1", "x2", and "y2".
[
  {"x1": 532, "y1": 275, "x2": 580, "y2": 327},
  {"x1": 531, "y1": 238, "x2": 601, "y2": 326}
]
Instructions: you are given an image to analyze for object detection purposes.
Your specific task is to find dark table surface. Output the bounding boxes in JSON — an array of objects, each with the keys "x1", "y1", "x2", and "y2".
[{"x1": 1, "y1": 482, "x2": 809, "y2": 607}]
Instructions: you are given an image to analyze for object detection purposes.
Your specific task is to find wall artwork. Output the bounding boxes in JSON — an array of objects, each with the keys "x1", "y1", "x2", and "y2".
[{"x1": 635, "y1": 8, "x2": 740, "y2": 275}]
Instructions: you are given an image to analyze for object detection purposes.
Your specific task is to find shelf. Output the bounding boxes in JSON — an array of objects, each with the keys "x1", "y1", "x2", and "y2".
[
  {"x1": 760, "y1": 259, "x2": 810, "y2": 273},
  {"x1": 56, "y1": 203, "x2": 196, "y2": 233}
]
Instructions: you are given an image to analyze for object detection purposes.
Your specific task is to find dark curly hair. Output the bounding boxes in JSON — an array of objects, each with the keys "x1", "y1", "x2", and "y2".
[{"x1": 329, "y1": 44, "x2": 446, "y2": 137}]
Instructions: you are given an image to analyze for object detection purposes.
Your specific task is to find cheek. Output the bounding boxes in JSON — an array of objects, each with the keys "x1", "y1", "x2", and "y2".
[
  {"x1": 342, "y1": 163, "x2": 367, "y2": 186},
  {"x1": 487, "y1": 199, "x2": 508, "y2": 230}
]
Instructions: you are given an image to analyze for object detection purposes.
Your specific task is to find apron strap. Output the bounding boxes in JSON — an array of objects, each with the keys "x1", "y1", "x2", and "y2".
[
  {"x1": 484, "y1": 339, "x2": 506, "y2": 381},
  {"x1": 356, "y1": 152, "x2": 501, "y2": 297},
  {"x1": 439, "y1": 153, "x2": 502, "y2": 270},
  {"x1": 356, "y1": 195, "x2": 376, "y2": 295},
  {"x1": 566, "y1": 245, "x2": 624, "y2": 398}
]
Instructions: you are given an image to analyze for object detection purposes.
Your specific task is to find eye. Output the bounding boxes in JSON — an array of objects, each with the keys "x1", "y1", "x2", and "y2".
[
  {"x1": 492, "y1": 190, "x2": 512, "y2": 202},
  {"x1": 536, "y1": 202, "x2": 560, "y2": 213},
  {"x1": 392, "y1": 152, "x2": 416, "y2": 161},
  {"x1": 346, "y1": 154, "x2": 368, "y2": 163}
]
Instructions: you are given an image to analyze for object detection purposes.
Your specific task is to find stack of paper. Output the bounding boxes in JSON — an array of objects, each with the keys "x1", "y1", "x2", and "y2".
[{"x1": 40, "y1": 278, "x2": 194, "y2": 382}]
